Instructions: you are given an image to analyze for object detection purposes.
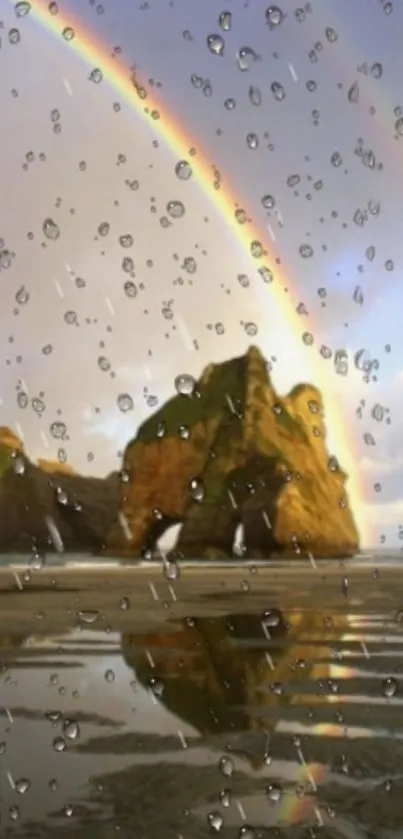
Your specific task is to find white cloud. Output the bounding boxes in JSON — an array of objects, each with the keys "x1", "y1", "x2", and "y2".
[
  {"x1": 363, "y1": 500, "x2": 403, "y2": 529},
  {"x1": 358, "y1": 455, "x2": 403, "y2": 476}
]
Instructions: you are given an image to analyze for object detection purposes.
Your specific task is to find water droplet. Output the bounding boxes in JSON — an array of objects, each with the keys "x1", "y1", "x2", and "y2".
[
  {"x1": 325, "y1": 26, "x2": 338, "y2": 42},
  {"x1": 259, "y1": 266, "x2": 273, "y2": 283},
  {"x1": 163, "y1": 559, "x2": 180, "y2": 581},
  {"x1": 175, "y1": 373, "x2": 196, "y2": 396},
  {"x1": 368, "y1": 198, "x2": 381, "y2": 215},
  {"x1": 218, "y1": 10, "x2": 232, "y2": 31},
  {"x1": 299, "y1": 243, "x2": 314, "y2": 258},
  {"x1": 347, "y1": 82, "x2": 360, "y2": 104},
  {"x1": 239, "y1": 826, "x2": 256, "y2": 839},
  {"x1": 167, "y1": 200, "x2": 185, "y2": 219},
  {"x1": 29, "y1": 551, "x2": 44, "y2": 571},
  {"x1": 15, "y1": 286, "x2": 29, "y2": 305},
  {"x1": 266, "y1": 781, "x2": 283, "y2": 803},
  {"x1": 191, "y1": 74, "x2": 203, "y2": 89},
  {"x1": 17, "y1": 391, "x2": 28, "y2": 409},
  {"x1": 77, "y1": 610, "x2": 99, "y2": 624},
  {"x1": 120, "y1": 596, "x2": 131, "y2": 610},
  {"x1": 32, "y1": 396, "x2": 46, "y2": 413},
  {"x1": 246, "y1": 132, "x2": 259, "y2": 149},
  {"x1": 382, "y1": 677, "x2": 398, "y2": 698},
  {"x1": 208, "y1": 811, "x2": 224, "y2": 832},
  {"x1": 124, "y1": 280, "x2": 137, "y2": 298},
  {"x1": 237, "y1": 46, "x2": 258, "y2": 71},
  {"x1": 43, "y1": 218, "x2": 60, "y2": 240},
  {"x1": 122, "y1": 256, "x2": 135, "y2": 273},
  {"x1": 15, "y1": 778, "x2": 31, "y2": 794},
  {"x1": 262, "y1": 608, "x2": 281, "y2": 630},
  {"x1": 219, "y1": 755, "x2": 234, "y2": 777},
  {"x1": 50, "y1": 421, "x2": 67, "y2": 439},
  {"x1": 175, "y1": 160, "x2": 192, "y2": 180},
  {"x1": 189, "y1": 476, "x2": 205, "y2": 502},
  {"x1": 244, "y1": 321, "x2": 258, "y2": 336},
  {"x1": 89, "y1": 67, "x2": 103, "y2": 83},
  {"x1": 117, "y1": 393, "x2": 134, "y2": 412},
  {"x1": 0, "y1": 250, "x2": 12, "y2": 269},
  {"x1": 62, "y1": 26, "x2": 75, "y2": 41},
  {"x1": 13, "y1": 455, "x2": 25, "y2": 476},
  {"x1": 149, "y1": 676, "x2": 164, "y2": 697},
  {"x1": 15, "y1": 2, "x2": 31, "y2": 17},
  {"x1": 97, "y1": 356, "x2": 111, "y2": 372},
  {"x1": 354, "y1": 348, "x2": 372, "y2": 372},
  {"x1": 271, "y1": 81, "x2": 286, "y2": 101},
  {"x1": 353, "y1": 285, "x2": 364, "y2": 305},
  {"x1": 64, "y1": 310, "x2": 77, "y2": 325},
  {"x1": 63, "y1": 719, "x2": 80, "y2": 740},
  {"x1": 104, "y1": 669, "x2": 115, "y2": 683},
  {"x1": 347, "y1": 81, "x2": 360, "y2": 102},
  {"x1": 334, "y1": 349, "x2": 348, "y2": 376},
  {"x1": 98, "y1": 221, "x2": 110, "y2": 237},
  {"x1": 53, "y1": 736, "x2": 66, "y2": 752},
  {"x1": 183, "y1": 256, "x2": 197, "y2": 273},
  {"x1": 371, "y1": 403, "x2": 384, "y2": 422},
  {"x1": 9, "y1": 28, "x2": 21, "y2": 44},
  {"x1": 261, "y1": 194, "x2": 275, "y2": 209},
  {"x1": 367, "y1": 63, "x2": 382, "y2": 85},
  {"x1": 207, "y1": 34, "x2": 225, "y2": 56},
  {"x1": 250, "y1": 240, "x2": 263, "y2": 258},
  {"x1": 266, "y1": 6, "x2": 284, "y2": 28},
  {"x1": 331, "y1": 151, "x2": 343, "y2": 167},
  {"x1": 219, "y1": 788, "x2": 232, "y2": 807},
  {"x1": 119, "y1": 234, "x2": 133, "y2": 248}
]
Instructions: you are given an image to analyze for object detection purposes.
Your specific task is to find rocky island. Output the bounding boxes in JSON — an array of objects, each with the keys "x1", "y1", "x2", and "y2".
[
  {"x1": 0, "y1": 426, "x2": 119, "y2": 554},
  {"x1": 108, "y1": 346, "x2": 359, "y2": 559},
  {"x1": 0, "y1": 347, "x2": 359, "y2": 558}
]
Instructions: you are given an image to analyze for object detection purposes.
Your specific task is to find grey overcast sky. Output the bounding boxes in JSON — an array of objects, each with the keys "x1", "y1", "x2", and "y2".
[{"x1": 0, "y1": 0, "x2": 401, "y2": 547}]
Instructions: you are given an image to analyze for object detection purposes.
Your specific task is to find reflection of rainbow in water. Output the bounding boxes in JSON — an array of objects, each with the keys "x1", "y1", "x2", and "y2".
[{"x1": 275, "y1": 613, "x2": 381, "y2": 827}]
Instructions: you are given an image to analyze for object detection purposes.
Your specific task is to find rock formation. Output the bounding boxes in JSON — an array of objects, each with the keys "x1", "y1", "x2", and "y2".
[
  {"x1": 0, "y1": 428, "x2": 119, "y2": 554},
  {"x1": 111, "y1": 346, "x2": 359, "y2": 558}
]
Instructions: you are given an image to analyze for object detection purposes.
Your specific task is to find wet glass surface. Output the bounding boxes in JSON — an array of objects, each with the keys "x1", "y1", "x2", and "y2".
[{"x1": 1, "y1": 561, "x2": 403, "y2": 838}]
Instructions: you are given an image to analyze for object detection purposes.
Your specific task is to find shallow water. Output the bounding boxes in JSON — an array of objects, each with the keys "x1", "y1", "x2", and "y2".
[{"x1": 0, "y1": 559, "x2": 403, "y2": 838}]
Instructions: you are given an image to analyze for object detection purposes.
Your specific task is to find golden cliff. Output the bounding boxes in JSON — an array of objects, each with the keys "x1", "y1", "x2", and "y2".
[{"x1": 109, "y1": 346, "x2": 359, "y2": 558}]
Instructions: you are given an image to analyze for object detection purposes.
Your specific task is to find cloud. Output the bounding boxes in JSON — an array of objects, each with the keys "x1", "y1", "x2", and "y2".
[{"x1": 363, "y1": 500, "x2": 403, "y2": 529}]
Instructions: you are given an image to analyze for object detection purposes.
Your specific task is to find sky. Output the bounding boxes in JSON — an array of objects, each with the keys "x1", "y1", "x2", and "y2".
[{"x1": 0, "y1": 0, "x2": 401, "y2": 548}]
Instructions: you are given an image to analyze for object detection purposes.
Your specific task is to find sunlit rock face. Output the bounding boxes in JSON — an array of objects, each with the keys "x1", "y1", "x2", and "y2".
[{"x1": 111, "y1": 346, "x2": 359, "y2": 559}]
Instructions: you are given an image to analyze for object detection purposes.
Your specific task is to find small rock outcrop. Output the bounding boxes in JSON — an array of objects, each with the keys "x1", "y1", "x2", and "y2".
[
  {"x1": 111, "y1": 346, "x2": 359, "y2": 558},
  {"x1": 0, "y1": 429, "x2": 119, "y2": 554}
]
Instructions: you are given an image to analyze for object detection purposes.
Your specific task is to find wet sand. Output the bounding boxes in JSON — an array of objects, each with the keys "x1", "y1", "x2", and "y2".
[
  {"x1": 1, "y1": 561, "x2": 403, "y2": 838},
  {"x1": 0, "y1": 560, "x2": 399, "y2": 634}
]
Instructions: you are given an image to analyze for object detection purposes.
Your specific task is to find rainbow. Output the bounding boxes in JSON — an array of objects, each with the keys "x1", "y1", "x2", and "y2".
[{"x1": 6, "y1": 0, "x2": 367, "y2": 542}]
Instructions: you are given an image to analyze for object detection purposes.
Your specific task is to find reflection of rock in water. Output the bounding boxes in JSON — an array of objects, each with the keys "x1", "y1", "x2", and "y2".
[
  {"x1": 122, "y1": 609, "x2": 347, "y2": 749},
  {"x1": 122, "y1": 612, "x2": 290, "y2": 739}
]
